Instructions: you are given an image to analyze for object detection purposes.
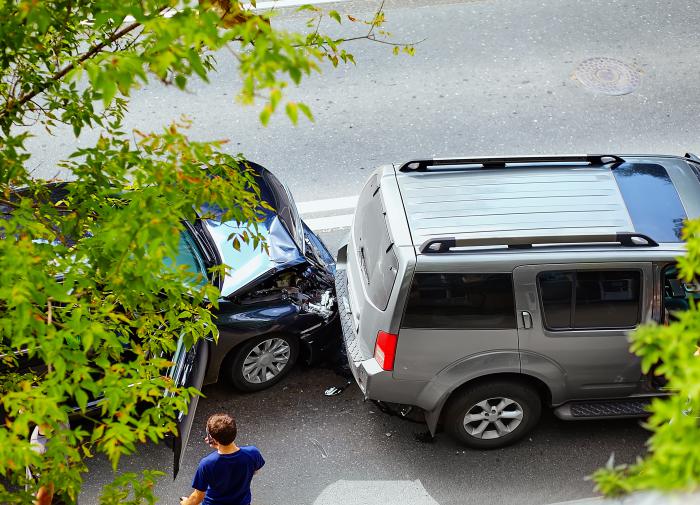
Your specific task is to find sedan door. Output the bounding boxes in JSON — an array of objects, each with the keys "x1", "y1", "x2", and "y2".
[{"x1": 170, "y1": 338, "x2": 209, "y2": 478}]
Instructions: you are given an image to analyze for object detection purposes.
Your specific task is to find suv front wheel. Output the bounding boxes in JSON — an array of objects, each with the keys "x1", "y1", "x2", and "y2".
[{"x1": 444, "y1": 380, "x2": 541, "y2": 449}]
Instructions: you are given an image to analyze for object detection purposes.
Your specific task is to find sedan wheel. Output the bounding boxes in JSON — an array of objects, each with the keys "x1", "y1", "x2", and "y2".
[
  {"x1": 229, "y1": 335, "x2": 299, "y2": 392},
  {"x1": 242, "y1": 338, "x2": 291, "y2": 384}
]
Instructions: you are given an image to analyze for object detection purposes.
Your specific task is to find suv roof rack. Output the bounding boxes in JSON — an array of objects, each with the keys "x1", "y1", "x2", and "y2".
[
  {"x1": 420, "y1": 232, "x2": 659, "y2": 254},
  {"x1": 399, "y1": 154, "x2": 625, "y2": 172}
]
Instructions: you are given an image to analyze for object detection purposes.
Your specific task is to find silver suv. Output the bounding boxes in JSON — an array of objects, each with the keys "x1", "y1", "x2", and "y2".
[{"x1": 336, "y1": 154, "x2": 700, "y2": 448}]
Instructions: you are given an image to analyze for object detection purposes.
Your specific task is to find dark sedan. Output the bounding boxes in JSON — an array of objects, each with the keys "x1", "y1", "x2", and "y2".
[
  {"x1": 1, "y1": 162, "x2": 338, "y2": 477},
  {"x1": 184, "y1": 162, "x2": 338, "y2": 393}
]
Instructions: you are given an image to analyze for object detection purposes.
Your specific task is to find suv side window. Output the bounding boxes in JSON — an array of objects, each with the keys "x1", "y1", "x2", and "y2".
[
  {"x1": 538, "y1": 270, "x2": 641, "y2": 330},
  {"x1": 402, "y1": 273, "x2": 516, "y2": 329}
]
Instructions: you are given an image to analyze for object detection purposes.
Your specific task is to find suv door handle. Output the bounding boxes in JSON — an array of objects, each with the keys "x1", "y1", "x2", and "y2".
[{"x1": 521, "y1": 311, "x2": 533, "y2": 329}]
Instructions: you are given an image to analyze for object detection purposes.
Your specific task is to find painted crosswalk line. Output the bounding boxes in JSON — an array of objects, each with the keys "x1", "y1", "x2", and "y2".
[
  {"x1": 297, "y1": 194, "x2": 357, "y2": 231},
  {"x1": 249, "y1": 0, "x2": 350, "y2": 10}
]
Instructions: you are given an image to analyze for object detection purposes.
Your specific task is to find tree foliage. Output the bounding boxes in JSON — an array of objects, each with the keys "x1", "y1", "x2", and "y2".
[
  {"x1": 592, "y1": 220, "x2": 700, "y2": 495},
  {"x1": 0, "y1": 0, "x2": 408, "y2": 502}
]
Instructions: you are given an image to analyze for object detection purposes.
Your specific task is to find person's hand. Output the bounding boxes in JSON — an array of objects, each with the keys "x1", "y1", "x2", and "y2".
[
  {"x1": 204, "y1": 433, "x2": 218, "y2": 449},
  {"x1": 180, "y1": 496, "x2": 189, "y2": 505}
]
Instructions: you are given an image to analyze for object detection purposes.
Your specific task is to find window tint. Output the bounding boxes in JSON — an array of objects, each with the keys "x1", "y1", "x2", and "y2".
[
  {"x1": 538, "y1": 270, "x2": 641, "y2": 330},
  {"x1": 612, "y1": 163, "x2": 686, "y2": 243},
  {"x1": 539, "y1": 272, "x2": 573, "y2": 329},
  {"x1": 402, "y1": 273, "x2": 516, "y2": 329}
]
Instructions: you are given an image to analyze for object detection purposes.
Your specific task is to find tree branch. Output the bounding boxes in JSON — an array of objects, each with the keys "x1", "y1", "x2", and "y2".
[{"x1": 1, "y1": 21, "x2": 142, "y2": 124}]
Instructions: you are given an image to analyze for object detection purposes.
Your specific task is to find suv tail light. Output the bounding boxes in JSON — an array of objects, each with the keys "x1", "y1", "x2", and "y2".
[{"x1": 374, "y1": 331, "x2": 398, "y2": 371}]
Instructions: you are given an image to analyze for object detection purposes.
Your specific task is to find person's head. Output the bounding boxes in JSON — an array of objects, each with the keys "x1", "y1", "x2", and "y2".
[{"x1": 205, "y1": 413, "x2": 237, "y2": 446}]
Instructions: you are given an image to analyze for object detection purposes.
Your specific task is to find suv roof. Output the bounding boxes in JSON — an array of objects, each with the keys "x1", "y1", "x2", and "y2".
[{"x1": 393, "y1": 154, "x2": 700, "y2": 254}]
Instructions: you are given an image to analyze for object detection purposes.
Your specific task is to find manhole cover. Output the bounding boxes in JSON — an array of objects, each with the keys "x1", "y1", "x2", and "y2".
[{"x1": 573, "y1": 57, "x2": 641, "y2": 95}]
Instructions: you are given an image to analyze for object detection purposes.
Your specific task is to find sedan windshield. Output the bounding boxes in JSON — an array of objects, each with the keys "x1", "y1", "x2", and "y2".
[{"x1": 163, "y1": 229, "x2": 208, "y2": 286}]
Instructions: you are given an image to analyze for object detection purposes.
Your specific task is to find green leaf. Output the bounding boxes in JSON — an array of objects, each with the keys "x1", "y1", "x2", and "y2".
[
  {"x1": 285, "y1": 102, "x2": 299, "y2": 125},
  {"x1": 102, "y1": 79, "x2": 118, "y2": 107},
  {"x1": 175, "y1": 75, "x2": 187, "y2": 90},
  {"x1": 260, "y1": 105, "x2": 273, "y2": 126},
  {"x1": 75, "y1": 389, "x2": 88, "y2": 411},
  {"x1": 298, "y1": 103, "x2": 314, "y2": 122},
  {"x1": 187, "y1": 49, "x2": 209, "y2": 82},
  {"x1": 270, "y1": 88, "x2": 282, "y2": 110},
  {"x1": 329, "y1": 10, "x2": 341, "y2": 23}
]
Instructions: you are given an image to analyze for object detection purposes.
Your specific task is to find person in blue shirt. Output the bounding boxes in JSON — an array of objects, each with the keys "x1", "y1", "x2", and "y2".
[{"x1": 180, "y1": 413, "x2": 265, "y2": 505}]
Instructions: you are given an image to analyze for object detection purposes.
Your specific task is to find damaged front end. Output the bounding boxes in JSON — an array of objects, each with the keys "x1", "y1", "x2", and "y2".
[
  {"x1": 196, "y1": 162, "x2": 340, "y2": 389},
  {"x1": 234, "y1": 267, "x2": 335, "y2": 320},
  {"x1": 228, "y1": 261, "x2": 338, "y2": 366}
]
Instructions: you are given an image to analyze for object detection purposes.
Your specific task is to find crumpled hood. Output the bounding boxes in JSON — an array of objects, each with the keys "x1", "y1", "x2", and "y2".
[{"x1": 204, "y1": 215, "x2": 306, "y2": 298}]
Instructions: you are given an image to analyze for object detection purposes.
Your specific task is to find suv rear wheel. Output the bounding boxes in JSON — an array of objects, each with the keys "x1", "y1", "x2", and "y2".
[
  {"x1": 444, "y1": 380, "x2": 541, "y2": 449},
  {"x1": 228, "y1": 335, "x2": 299, "y2": 392}
]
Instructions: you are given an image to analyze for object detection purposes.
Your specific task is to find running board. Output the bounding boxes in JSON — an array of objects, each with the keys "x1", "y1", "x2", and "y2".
[{"x1": 554, "y1": 399, "x2": 652, "y2": 420}]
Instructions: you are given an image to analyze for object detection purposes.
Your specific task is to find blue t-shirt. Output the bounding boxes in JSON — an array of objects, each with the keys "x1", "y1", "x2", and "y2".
[{"x1": 192, "y1": 446, "x2": 265, "y2": 505}]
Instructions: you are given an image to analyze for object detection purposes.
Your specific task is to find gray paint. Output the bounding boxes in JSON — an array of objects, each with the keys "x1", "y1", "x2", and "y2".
[
  {"x1": 513, "y1": 261, "x2": 654, "y2": 400},
  {"x1": 398, "y1": 166, "x2": 634, "y2": 248},
  {"x1": 336, "y1": 154, "x2": 700, "y2": 437}
]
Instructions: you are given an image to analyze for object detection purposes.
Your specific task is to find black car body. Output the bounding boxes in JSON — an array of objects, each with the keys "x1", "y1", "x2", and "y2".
[
  {"x1": 186, "y1": 162, "x2": 338, "y2": 392},
  {"x1": 0, "y1": 162, "x2": 338, "y2": 476}
]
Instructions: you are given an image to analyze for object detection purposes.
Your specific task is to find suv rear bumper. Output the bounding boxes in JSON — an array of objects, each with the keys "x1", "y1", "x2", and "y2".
[
  {"x1": 335, "y1": 265, "x2": 374, "y2": 395},
  {"x1": 335, "y1": 265, "x2": 419, "y2": 403}
]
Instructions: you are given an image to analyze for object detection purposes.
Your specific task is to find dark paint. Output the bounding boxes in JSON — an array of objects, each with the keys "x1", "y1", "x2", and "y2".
[
  {"x1": 1, "y1": 163, "x2": 338, "y2": 478},
  {"x1": 204, "y1": 289, "x2": 335, "y2": 386},
  {"x1": 192, "y1": 163, "x2": 338, "y2": 389}
]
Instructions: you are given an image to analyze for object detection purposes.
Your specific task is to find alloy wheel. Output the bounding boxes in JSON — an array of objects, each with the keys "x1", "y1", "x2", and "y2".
[
  {"x1": 462, "y1": 397, "x2": 524, "y2": 440},
  {"x1": 242, "y1": 337, "x2": 291, "y2": 384}
]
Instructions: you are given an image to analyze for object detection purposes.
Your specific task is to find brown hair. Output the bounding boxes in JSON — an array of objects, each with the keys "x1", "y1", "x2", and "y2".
[{"x1": 207, "y1": 413, "x2": 237, "y2": 445}]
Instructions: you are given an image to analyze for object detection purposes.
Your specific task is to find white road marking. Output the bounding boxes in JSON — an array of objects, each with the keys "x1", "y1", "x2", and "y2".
[
  {"x1": 297, "y1": 195, "x2": 358, "y2": 215},
  {"x1": 303, "y1": 213, "x2": 354, "y2": 231},
  {"x1": 313, "y1": 480, "x2": 440, "y2": 505},
  {"x1": 249, "y1": 0, "x2": 350, "y2": 9},
  {"x1": 297, "y1": 194, "x2": 357, "y2": 231},
  {"x1": 123, "y1": 0, "x2": 348, "y2": 24}
]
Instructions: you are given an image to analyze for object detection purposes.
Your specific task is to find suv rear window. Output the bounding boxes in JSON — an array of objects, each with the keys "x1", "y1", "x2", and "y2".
[
  {"x1": 538, "y1": 270, "x2": 641, "y2": 330},
  {"x1": 353, "y1": 174, "x2": 398, "y2": 310},
  {"x1": 402, "y1": 273, "x2": 516, "y2": 329}
]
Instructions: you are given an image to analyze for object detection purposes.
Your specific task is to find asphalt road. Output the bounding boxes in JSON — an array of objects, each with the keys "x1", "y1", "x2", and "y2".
[
  {"x1": 79, "y1": 365, "x2": 650, "y2": 505},
  {"x1": 21, "y1": 0, "x2": 700, "y2": 502},
  {"x1": 26, "y1": 0, "x2": 700, "y2": 205}
]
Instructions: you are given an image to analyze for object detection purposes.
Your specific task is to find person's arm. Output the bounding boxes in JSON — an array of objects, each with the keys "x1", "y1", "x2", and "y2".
[
  {"x1": 180, "y1": 490, "x2": 205, "y2": 505},
  {"x1": 254, "y1": 447, "x2": 265, "y2": 476}
]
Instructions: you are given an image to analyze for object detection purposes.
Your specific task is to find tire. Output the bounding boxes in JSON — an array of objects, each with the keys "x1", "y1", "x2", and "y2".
[
  {"x1": 227, "y1": 335, "x2": 299, "y2": 393},
  {"x1": 444, "y1": 380, "x2": 541, "y2": 449}
]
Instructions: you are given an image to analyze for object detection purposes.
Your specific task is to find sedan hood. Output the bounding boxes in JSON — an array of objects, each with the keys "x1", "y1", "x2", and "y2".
[{"x1": 204, "y1": 215, "x2": 306, "y2": 298}]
